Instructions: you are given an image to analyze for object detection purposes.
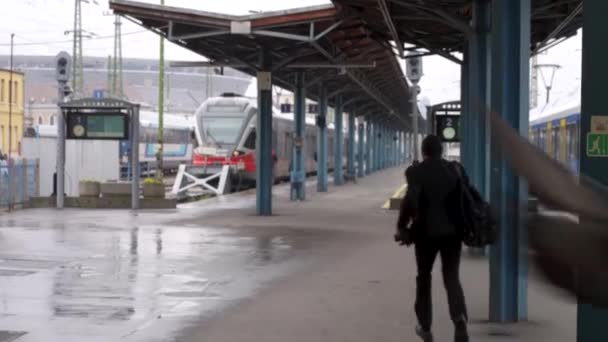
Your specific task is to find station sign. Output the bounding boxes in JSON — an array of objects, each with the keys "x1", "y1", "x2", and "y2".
[
  {"x1": 436, "y1": 114, "x2": 461, "y2": 143},
  {"x1": 66, "y1": 111, "x2": 129, "y2": 140},
  {"x1": 587, "y1": 115, "x2": 608, "y2": 157}
]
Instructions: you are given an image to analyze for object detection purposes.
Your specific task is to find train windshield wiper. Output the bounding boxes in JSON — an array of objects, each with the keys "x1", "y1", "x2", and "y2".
[{"x1": 206, "y1": 128, "x2": 221, "y2": 148}]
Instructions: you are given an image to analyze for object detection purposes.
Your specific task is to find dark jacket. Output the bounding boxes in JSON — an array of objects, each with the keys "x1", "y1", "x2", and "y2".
[{"x1": 397, "y1": 158, "x2": 467, "y2": 240}]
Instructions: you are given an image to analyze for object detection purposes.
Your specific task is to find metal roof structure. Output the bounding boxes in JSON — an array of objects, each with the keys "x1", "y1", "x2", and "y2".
[
  {"x1": 110, "y1": 0, "x2": 415, "y2": 129},
  {"x1": 334, "y1": 0, "x2": 582, "y2": 59},
  {"x1": 109, "y1": 0, "x2": 583, "y2": 130}
]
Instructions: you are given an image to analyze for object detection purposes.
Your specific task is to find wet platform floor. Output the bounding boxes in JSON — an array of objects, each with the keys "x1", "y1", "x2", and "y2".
[
  {"x1": 0, "y1": 183, "x2": 343, "y2": 341},
  {"x1": 0, "y1": 167, "x2": 578, "y2": 342}
]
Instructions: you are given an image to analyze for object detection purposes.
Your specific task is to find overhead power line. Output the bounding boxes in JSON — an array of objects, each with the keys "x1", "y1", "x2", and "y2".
[{"x1": 0, "y1": 30, "x2": 148, "y2": 47}]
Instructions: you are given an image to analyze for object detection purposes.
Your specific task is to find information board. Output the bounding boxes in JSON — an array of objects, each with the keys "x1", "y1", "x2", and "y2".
[
  {"x1": 66, "y1": 112, "x2": 129, "y2": 140},
  {"x1": 436, "y1": 115, "x2": 461, "y2": 143}
]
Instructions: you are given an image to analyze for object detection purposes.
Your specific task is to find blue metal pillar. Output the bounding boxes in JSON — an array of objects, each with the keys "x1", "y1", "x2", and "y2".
[
  {"x1": 334, "y1": 95, "x2": 344, "y2": 186},
  {"x1": 409, "y1": 132, "x2": 414, "y2": 161},
  {"x1": 390, "y1": 129, "x2": 396, "y2": 167},
  {"x1": 366, "y1": 119, "x2": 372, "y2": 174},
  {"x1": 577, "y1": 1, "x2": 608, "y2": 340},
  {"x1": 489, "y1": 0, "x2": 529, "y2": 322},
  {"x1": 290, "y1": 71, "x2": 306, "y2": 201},
  {"x1": 317, "y1": 83, "x2": 328, "y2": 192},
  {"x1": 388, "y1": 127, "x2": 392, "y2": 167},
  {"x1": 381, "y1": 123, "x2": 385, "y2": 169},
  {"x1": 347, "y1": 110, "x2": 356, "y2": 178},
  {"x1": 373, "y1": 122, "x2": 379, "y2": 171},
  {"x1": 405, "y1": 132, "x2": 409, "y2": 162},
  {"x1": 393, "y1": 131, "x2": 398, "y2": 167},
  {"x1": 358, "y1": 119, "x2": 365, "y2": 177},
  {"x1": 379, "y1": 125, "x2": 385, "y2": 169},
  {"x1": 399, "y1": 131, "x2": 404, "y2": 164},
  {"x1": 461, "y1": 45, "x2": 471, "y2": 172},
  {"x1": 256, "y1": 51, "x2": 273, "y2": 216},
  {"x1": 388, "y1": 129, "x2": 392, "y2": 167},
  {"x1": 468, "y1": 0, "x2": 492, "y2": 198}
]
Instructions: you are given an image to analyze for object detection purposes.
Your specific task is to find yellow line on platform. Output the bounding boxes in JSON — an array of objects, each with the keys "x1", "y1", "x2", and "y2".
[{"x1": 382, "y1": 184, "x2": 407, "y2": 209}]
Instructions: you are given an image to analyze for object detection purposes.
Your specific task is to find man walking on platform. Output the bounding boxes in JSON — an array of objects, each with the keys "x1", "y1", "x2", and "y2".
[{"x1": 395, "y1": 135, "x2": 469, "y2": 342}]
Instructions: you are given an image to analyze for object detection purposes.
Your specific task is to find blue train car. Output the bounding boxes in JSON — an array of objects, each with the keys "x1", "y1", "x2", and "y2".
[
  {"x1": 119, "y1": 111, "x2": 195, "y2": 176},
  {"x1": 529, "y1": 101, "x2": 581, "y2": 174}
]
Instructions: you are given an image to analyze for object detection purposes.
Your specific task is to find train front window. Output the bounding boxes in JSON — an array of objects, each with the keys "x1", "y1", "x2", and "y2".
[
  {"x1": 202, "y1": 117, "x2": 244, "y2": 144},
  {"x1": 244, "y1": 129, "x2": 256, "y2": 149}
]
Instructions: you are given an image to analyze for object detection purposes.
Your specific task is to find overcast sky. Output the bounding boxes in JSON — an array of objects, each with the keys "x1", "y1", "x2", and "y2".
[{"x1": 0, "y1": 0, "x2": 581, "y2": 106}]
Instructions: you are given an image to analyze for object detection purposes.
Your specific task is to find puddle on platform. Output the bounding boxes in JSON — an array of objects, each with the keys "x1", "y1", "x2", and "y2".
[{"x1": 0, "y1": 218, "x2": 327, "y2": 342}]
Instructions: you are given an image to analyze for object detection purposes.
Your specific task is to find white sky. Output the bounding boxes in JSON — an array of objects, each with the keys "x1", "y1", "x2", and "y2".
[{"x1": 0, "y1": 0, "x2": 582, "y2": 106}]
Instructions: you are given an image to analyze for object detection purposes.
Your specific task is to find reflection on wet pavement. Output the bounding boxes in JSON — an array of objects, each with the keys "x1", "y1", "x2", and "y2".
[{"x1": 0, "y1": 214, "x2": 314, "y2": 342}]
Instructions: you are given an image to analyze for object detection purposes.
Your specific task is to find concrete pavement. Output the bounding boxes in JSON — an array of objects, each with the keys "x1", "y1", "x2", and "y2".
[{"x1": 0, "y1": 167, "x2": 577, "y2": 341}]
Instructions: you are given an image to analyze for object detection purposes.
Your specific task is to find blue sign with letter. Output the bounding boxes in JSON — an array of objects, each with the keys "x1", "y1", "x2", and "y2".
[{"x1": 93, "y1": 89, "x2": 104, "y2": 99}]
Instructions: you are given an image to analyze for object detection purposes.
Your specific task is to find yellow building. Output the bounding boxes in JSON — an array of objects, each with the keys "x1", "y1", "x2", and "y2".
[{"x1": 0, "y1": 69, "x2": 25, "y2": 157}]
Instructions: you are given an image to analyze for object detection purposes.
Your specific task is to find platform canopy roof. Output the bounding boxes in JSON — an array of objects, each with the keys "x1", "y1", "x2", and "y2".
[
  {"x1": 110, "y1": 0, "x2": 583, "y2": 130},
  {"x1": 335, "y1": 0, "x2": 582, "y2": 59}
]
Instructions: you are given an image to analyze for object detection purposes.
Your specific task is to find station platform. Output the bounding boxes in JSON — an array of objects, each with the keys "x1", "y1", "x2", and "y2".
[{"x1": 0, "y1": 167, "x2": 575, "y2": 342}]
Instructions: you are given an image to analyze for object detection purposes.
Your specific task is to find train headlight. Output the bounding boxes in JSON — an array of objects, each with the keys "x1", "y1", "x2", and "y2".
[{"x1": 233, "y1": 151, "x2": 240, "y2": 157}]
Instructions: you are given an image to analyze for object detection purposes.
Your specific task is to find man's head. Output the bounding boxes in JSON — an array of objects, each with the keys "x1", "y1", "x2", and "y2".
[{"x1": 421, "y1": 135, "x2": 442, "y2": 159}]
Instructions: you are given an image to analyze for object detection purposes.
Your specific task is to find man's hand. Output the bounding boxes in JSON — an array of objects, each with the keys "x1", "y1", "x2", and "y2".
[{"x1": 394, "y1": 229, "x2": 414, "y2": 247}]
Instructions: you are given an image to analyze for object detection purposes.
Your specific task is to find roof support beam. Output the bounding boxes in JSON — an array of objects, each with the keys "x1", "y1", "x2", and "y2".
[
  {"x1": 388, "y1": 0, "x2": 473, "y2": 36},
  {"x1": 532, "y1": 2, "x2": 582, "y2": 56},
  {"x1": 304, "y1": 72, "x2": 337, "y2": 88},
  {"x1": 311, "y1": 41, "x2": 404, "y2": 123},
  {"x1": 329, "y1": 86, "x2": 358, "y2": 98},
  {"x1": 314, "y1": 19, "x2": 345, "y2": 41},
  {"x1": 287, "y1": 62, "x2": 376, "y2": 69},
  {"x1": 252, "y1": 30, "x2": 311, "y2": 42},
  {"x1": 378, "y1": 0, "x2": 405, "y2": 58},
  {"x1": 343, "y1": 97, "x2": 370, "y2": 108},
  {"x1": 168, "y1": 21, "x2": 229, "y2": 40}
]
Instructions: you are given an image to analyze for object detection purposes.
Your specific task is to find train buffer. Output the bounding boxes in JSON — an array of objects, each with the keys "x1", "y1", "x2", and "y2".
[{"x1": 171, "y1": 164, "x2": 232, "y2": 197}]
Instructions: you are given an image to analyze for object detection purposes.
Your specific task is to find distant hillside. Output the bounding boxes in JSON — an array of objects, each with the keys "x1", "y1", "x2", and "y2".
[{"x1": 0, "y1": 55, "x2": 253, "y2": 113}]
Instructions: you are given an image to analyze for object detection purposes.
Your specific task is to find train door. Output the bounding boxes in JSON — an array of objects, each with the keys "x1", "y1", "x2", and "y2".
[
  {"x1": 539, "y1": 127, "x2": 546, "y2": 152},
  {"x1": 566, "y1": 122, "x2": 577, "y2": 173},
  {"x1": 552, "y1": 124, "x2": 560, "y2": 161}
]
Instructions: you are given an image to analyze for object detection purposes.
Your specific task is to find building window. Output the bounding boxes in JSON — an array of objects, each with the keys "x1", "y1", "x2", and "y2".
[
  {"x1": 0, "y1": 79, "x2": 4, "y2": 102},
  {"x1": 0, "y1": 125, "x2": 4, "y2": 150},
  {"x1": 8, "y1": 80, "x2": 11, "y2": 103},
  {"x1": 13, "y1": 81, "x2": 18, "y2": 104},
  {"x1": 50, "y1": 115, "x2": 55, "y2": 125},
  {"x1": 38, "y1": 116, "x2": 43, "y2": 125},
  {"x1": 13, "y1": 126, "x2": 18, "y2": 151}
]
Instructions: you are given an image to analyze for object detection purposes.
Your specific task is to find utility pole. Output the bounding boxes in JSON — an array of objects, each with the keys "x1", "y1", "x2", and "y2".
[
  {"x1": 156, "y1": 0, "x2": 165, "y2": 180},
  {"x1": 107, "y1": 55, "x2": 113, "y2": 96},
  {"x1": 113, "y1": 15, "x2": 124, "y2": 99},
  {"x1": 530, "y1": 54, "x2": 538, "y2": 109},
  {"x1": 206, "y1": 66, "x2": 212, "y2": 100},
  {"x1": 8, "y1": 33, "x2": 14, "y2": 211},
  {"x1": 67, "y1": 0, "x2": 98, "y2": 98},
  {"x1": 71, "y1": 0, "x2": 84, "y2": 98}
]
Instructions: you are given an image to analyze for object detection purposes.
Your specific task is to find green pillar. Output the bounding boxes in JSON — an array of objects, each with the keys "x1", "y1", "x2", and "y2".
[{"x1": 577, "y1": 1, "x2": 608, "y2": 340}]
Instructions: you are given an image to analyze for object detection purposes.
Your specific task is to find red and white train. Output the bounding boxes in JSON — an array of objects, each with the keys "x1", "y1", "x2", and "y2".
[{"x1": 190, "y1": 93, "x2": 346, "y2": 184}]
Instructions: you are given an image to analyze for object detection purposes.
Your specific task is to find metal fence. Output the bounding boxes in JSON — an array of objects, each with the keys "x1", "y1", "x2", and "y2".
[{"x1": 0, "y1": 159, "x2": 40, "y2": 210}]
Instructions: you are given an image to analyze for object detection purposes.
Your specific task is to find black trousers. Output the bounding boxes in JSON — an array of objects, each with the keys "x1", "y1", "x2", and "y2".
[{"x1": 414, "y1": 236, "x2": 468, "y2": 331}]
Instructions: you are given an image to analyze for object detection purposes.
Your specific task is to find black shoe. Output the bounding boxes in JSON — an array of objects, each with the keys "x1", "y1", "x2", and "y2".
[
  {"x1": 454, "y1": 328, "x2": 469, "y2": 342},
  {"x1": 415, "y1": 326, "x2": 434, "y2": 342}
]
